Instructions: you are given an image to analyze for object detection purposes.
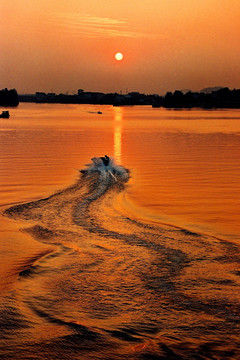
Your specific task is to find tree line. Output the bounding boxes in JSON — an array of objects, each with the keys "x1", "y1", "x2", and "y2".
[
  {"x1": 161, "y1": 88, "x2": 240, "y2": 108},
  {"x1": 2, "y1": 87, "x2": 240, "y2": 108}
]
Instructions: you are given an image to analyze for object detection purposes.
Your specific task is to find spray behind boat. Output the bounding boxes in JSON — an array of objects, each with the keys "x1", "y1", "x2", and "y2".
[{"x1": 80, "y1": 155, "x2": 129, "y2": 182}]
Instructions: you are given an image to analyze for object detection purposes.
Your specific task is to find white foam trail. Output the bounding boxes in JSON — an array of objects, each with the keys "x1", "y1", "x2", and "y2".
[{"x1": 108, "y1": 170, "x2": 117, "y2": 182}]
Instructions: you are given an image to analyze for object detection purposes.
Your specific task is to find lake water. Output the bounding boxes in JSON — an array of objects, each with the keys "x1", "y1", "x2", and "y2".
[{"x1": 0, "y1": 103, "x2": 240, "y2": 359}]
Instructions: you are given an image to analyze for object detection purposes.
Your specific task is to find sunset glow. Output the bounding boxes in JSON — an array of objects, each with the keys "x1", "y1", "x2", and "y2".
[{"x1": 0, "y1": 0, "x2": 240, "y2": 93}]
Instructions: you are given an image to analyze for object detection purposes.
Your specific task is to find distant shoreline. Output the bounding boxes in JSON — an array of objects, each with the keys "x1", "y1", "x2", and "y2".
[
  {"x1": 1, "y1": 87, "x2": 240, "y2": 109},
  {"x1": 18, "y1": 87, "x2": 240, "y2": 109}
]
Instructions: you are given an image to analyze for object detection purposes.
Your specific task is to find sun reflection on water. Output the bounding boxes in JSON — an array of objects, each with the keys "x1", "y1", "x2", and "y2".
[{"x1": 113, "y1": 106, "x2": 123, "y2": 164}]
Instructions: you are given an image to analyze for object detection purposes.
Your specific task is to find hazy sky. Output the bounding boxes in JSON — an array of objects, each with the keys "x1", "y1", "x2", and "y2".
[{"x1": 1, "y1": 0, "x2": 240, "y2": 94}]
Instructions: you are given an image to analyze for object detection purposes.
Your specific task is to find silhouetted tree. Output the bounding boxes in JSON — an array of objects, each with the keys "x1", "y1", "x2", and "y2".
[{"x1": 0, "y1": 88, "x2": 19, "y2": 106}]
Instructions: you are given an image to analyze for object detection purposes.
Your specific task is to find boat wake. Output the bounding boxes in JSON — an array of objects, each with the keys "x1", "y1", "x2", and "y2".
[{"x1": 2, "y1": 156, "x2": 240, "y2": 359}]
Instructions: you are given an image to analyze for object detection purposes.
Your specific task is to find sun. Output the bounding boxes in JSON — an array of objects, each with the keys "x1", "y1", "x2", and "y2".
[{"x1": 115, "y1": 52, "x2": 123, "y2": 61}]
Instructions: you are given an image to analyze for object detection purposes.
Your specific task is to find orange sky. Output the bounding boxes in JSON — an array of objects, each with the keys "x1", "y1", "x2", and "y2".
[{"x1": 1, "y1": 0, "x2": 240, "y2": 94}]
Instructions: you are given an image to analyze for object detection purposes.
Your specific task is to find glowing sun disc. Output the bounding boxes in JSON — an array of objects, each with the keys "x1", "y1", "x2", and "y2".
[{"x1": 115, "y1": 52, "x2": 123, "y2": 61}]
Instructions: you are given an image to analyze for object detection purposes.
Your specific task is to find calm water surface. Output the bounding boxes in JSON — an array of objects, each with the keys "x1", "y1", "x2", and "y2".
[{"x1": 0, "y1": 103, "x2": 240, "y2": 359}]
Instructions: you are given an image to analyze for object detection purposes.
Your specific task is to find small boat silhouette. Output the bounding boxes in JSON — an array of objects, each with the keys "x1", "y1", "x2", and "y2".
[{"x1": 0, "y1": 111, "x2": 10, "y2": 118}]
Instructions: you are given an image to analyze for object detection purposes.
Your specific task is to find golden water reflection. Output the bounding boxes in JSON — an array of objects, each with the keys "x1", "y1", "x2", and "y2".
[
  {"x1": 1, "y1": 104, "x2": 240, "y2": 242},
  {"x1": 113, "y1": 106, "x2": 123, "y2": 164}
]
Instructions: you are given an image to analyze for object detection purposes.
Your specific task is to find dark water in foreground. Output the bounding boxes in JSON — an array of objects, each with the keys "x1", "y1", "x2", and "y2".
[
  {"x1": 1, "y1": 162, "x2": 240, "y2": 359},
  {"x1": 0, "y1": 104, "x2": 240, "y2": 359}
]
